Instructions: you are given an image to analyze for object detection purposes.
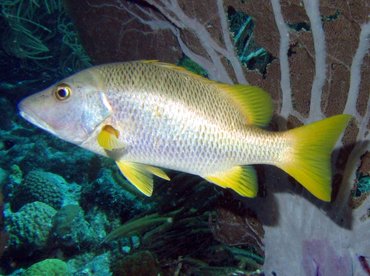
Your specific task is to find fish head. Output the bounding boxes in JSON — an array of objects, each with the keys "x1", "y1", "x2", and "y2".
[{"x1": 18, "y1": 68, "x2": 112, "y2": 145}]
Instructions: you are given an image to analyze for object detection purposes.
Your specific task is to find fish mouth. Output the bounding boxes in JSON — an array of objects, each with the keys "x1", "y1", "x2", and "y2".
[{"x1": 18, "y1": 100, "x2": 58, "y2": 136}]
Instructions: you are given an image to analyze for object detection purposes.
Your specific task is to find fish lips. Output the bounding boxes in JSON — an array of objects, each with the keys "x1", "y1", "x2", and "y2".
[{"x1": 18, "y1": 97, "x2": 58, "y2": 137}]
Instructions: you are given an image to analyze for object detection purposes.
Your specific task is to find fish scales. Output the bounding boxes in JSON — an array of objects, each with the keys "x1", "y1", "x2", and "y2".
[
  {"x1": 18, "y1": 60, "x2": 351, "y2": 200},
  {"x1": 95, "y1": 62, "x2": 282, "y2": 175}
]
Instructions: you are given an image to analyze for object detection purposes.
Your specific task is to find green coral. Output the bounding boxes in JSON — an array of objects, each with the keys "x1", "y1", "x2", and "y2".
[
  {"x1": 9, "y1": 164, "x2": 23, "y2": 185},
  {"x1": 6, "y1": 201, "x2": 56, "y2": 252},
  {"x1": 23, "y1": 258, "x2": 68, "y2": 276}
]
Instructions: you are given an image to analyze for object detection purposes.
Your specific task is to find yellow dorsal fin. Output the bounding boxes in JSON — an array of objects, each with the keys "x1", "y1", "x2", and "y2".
[
  {"x1": 97, "y1": 125, "x2": 125, "y2": 151},
  {"x1": 147, "y1": 61, "x2": 273, "y2": 127},
  {"x1": 116, "y1": 161, "x2": 154, "y2": 196},
  {"x1": 204, "y1": 165, "x2": 258, "y2": 197},
  {"x1": 144, "y1": 165, "x2": 170, "y2": 181},
  {"x1": 217, "y1": 84, "x2": 273, "y2": 127}
]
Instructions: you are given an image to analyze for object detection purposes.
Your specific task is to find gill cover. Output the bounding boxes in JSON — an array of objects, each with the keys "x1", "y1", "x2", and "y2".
[{"x1": 18, "y1": 70, "x2": 112, "y2": 145}]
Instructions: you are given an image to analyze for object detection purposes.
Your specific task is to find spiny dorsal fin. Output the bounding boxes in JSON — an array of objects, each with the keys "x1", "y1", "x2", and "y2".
[
  {"x1": 217, "y1": 84, "x2": 273, "y2": 127},
  {"x1": 204, "y1": 165, "x2": 258, "y2": 197},
  {"x1": 142, "y1": 61, "x2": 273, "y2": 127}
]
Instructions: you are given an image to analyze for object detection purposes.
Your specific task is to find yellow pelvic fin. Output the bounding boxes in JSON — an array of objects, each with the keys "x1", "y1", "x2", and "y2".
[
  {"x1": 97, "y1": 125, "x2": 124, "y2": 151},
  {"x1": 115, "y1": 162, "x2": 171, "y2": 196},
  {"x1": 116, "y1": 161, "x2": 154, "y2": 196},
  {"x1": 277, "y1": 114, "x2": 352, "y2": 202},
  {"x1": 144, "y1": 165, "x2": 170, "y2": 181},
  {"x1": 204, "y1": 165, "x2": 258, "y2": 197},
  {"x1": 217, "y1": 84, "x2": 273, "y2": 127}
]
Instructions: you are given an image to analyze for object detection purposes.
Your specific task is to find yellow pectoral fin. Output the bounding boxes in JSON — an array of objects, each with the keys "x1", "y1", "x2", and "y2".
[
  {"x1": 97, "y1": 125, "x2": 125, "y2": 151},
  {"x1": 204, "y1": 165, "x2": 258, "y2": 197},
  {"x1": 144, "y1": 165, "x2": 170, "y2": 181},
  {"x1": 116, "y1": 161, "x2": 154, "y2": 196}
]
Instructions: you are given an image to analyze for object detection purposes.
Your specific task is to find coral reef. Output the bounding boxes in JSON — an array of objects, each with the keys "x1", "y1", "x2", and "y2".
[
  {"x1": 112, "y1": 250, "x2": 161, "y2": 276},
  {"x1": 0, "y1": 189, "x2": 8, "y2": 261},
  {"x1": 70, "y1": 253, "x2": 112, "y2": 276},
  {"x1": 81, "y1": 168, "x2": 152, "y2": 218},
  {"x1": 23, "y1": 258, "x2": 68, "y2": 276},
  {"x1": 52, "y1": 205, "x2": 96, "y2": 251},
  {"x1": 5, "y1": 202, "x2": 56, "y2": 254},
  {"x1": 11, "y1": 170, "x2": 65, "y2": 211}
]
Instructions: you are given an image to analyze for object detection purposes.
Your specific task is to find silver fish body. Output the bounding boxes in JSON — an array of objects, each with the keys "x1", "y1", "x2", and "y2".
[
  {"x1": 18, "y1": 61, "x2": 351, "y2": 200},
  {"x1": 89, "y1": 63, "x2": 281, "y2": 176}
]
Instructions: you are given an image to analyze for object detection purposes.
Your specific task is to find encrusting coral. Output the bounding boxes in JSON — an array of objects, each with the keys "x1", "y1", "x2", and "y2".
[
  {"x1": 23, "y1": 258, "x2": 68, "y2": 276},
  {"x1": 5, "y1": 201, "x2": 56, "y2": 253},
  {"x1": 52, "y1": 204, "x2": 97, "y2": 250}
]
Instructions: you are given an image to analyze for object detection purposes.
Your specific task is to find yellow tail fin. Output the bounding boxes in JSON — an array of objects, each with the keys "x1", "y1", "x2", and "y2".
[{"x1": 277, "y1": 114, "x2": 352, "y2": 201}]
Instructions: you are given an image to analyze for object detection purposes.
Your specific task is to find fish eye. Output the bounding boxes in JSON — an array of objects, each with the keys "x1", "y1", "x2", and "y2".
[{"x1": 55, "y1": 84, "x2": 72, "y2": 101}]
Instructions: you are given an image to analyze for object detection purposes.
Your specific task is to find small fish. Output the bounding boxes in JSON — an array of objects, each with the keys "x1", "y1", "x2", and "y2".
[{"x1": 18, "y1": 61, "x2": 351, "y2": 201}]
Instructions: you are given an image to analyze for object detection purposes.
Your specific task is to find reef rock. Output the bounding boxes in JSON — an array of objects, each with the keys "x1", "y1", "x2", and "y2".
[{"x1": 52, "y1": 204, "x2": 97, "y2": 250}]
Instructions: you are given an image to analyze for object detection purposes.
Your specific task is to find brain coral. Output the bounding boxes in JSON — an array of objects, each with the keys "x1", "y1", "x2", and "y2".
[
  {"x1": 23, "y1": 258, "x2": 68, "y2": 276},
  {"x1": 11, "y1": 170, "x2": 65, "y2": 211},
  {"x1": 5, "y1": 201, "x2": 56, "y2": 252}
]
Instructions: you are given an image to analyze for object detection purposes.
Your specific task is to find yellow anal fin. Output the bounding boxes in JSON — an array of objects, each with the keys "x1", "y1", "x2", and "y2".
[
  {"x1": 277, "y1": 114, "x2": 352, "y2": 202},
  {"x1": 97, "y1": 125, "x2": 125, "y2": 151},
  {"x1": 116, "y1": 161, "x2": 154, "y2": 196},
  {"x1": 144, "y1": 165, "x2": 170, "y2": 181},
  {"x1": 204, "y1": 165, "x2": 258, "y2": 197},
  {"x1": 217, "y1": 84, "x2": 273, "y2": 127}
]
